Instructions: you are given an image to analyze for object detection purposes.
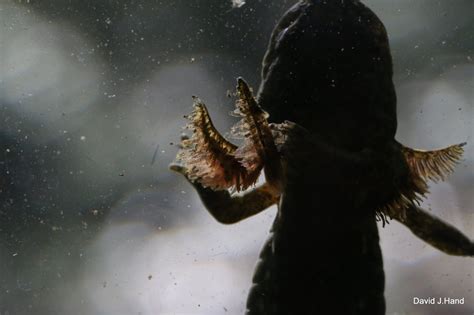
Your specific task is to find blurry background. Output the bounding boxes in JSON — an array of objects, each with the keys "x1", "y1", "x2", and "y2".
[{"x1": 0, "y1": 0, "x2": 472, "y2": 314}]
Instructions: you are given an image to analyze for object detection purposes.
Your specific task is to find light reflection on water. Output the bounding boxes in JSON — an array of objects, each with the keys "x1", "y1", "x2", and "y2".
[{"x1": 79, "y1": 202, "x2": 276, "y2": 315}]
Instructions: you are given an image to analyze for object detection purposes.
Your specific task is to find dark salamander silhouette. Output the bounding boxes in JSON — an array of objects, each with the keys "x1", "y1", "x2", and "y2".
[{"x1": 171, "y1": 0, "x2": 473, "y2": 314}]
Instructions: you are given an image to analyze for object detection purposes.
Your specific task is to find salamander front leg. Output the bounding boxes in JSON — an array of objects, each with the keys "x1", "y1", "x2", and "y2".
[
  {"x1": 170, "y1": 164, "x2": 279, "y2": 224},
  {"x1": 392, "y1": 205, "x2": 474, "y2": 257}
]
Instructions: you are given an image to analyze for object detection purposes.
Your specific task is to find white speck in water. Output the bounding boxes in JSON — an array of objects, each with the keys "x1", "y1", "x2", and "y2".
[
  {"x1": 231, "y1": 0, "x2": 246, "y2": 8},
  {"x1": 80, "y1": 136, "x2": 86, "y2": 141}
]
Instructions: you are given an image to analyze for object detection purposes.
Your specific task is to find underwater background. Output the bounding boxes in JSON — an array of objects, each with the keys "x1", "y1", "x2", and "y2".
[{"x1": 0, "y1": 0, "x2": 472, "y2": 314}]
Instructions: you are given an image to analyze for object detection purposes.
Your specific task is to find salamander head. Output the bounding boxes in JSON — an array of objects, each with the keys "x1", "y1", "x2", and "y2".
[{"x1": 258, "y1": 0, "x2": 397, "y2": 150}]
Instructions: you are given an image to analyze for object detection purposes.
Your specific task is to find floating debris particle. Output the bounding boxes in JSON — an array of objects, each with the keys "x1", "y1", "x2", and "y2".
[
  {"x1": 151, "y1": 144, "x2": 160, "y2": 165},
  {"x1": 231, "y1": 0, "x2": 246, "y2": 8}
]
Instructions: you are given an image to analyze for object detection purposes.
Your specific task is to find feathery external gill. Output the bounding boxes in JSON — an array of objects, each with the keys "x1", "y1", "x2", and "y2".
[
  {"x1": 176, "y1": 98, "x2": 249, "y2": 191},
  {"x1": 175, "y1": 82, "x2": 273, "y2": 192},
  {"x1": 401, "y1": 143, "x2": 466, "y2": 182},
  {"x1": 377, "y1": 142, "x2": 465, "y2": 225}
]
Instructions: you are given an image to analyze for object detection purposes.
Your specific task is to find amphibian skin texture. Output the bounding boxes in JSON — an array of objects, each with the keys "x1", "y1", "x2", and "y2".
[{"x1": 171, "y1": 0, "x2": 474, "y2": 314}]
